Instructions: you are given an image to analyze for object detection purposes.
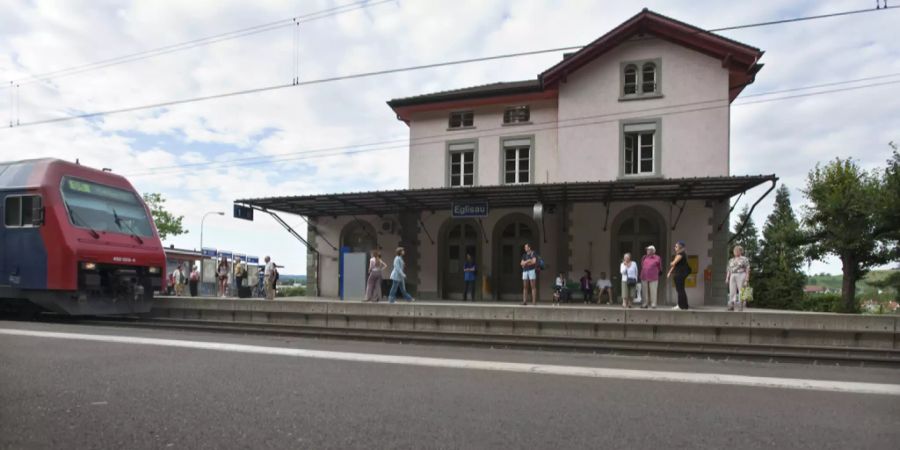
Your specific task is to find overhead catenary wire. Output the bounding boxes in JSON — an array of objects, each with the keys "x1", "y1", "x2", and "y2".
[
  {"x1": 125, "y1": 70, "x2": 900, "y2": 175},
  {"x1": 124, "y1": 78, "x2": 900, "y2": 178},
  {"x1": 2, "y1": 0, "x2": 393, "y2": 90},
  {"x1": 5, "y1": 4, "x2": 899, "y2": 129}
]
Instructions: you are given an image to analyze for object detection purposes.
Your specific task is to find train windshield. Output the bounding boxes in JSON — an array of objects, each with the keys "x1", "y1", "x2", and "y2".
[{"x1": 60, "y1": 177, "x2": 154, "y2": 237}]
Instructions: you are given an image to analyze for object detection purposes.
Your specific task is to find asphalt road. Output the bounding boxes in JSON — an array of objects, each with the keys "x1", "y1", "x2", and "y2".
[{"x1": 1, "y1": 320, "x2": 898, "y2": 450}]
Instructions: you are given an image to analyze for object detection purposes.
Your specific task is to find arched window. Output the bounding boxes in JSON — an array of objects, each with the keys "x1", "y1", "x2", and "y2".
[
  {"x1": 641, "y1": 62, "x2": 657, "y2": 93},
  {"x1": 623, "y1": 64, "x2": 637, "y2": 95}
]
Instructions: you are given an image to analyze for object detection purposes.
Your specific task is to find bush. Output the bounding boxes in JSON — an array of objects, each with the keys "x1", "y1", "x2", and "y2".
[
  {"x1": 793, "y1": 293, "x2": 846, "y2": 313},
  {"x1": 276, "y1": 285, "x2": 306, "y2": 297}
]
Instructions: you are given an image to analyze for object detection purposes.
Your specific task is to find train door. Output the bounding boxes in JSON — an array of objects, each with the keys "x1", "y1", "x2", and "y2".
[{"x1": 0, "y1": 194, "x2": 7, "y2": 283}]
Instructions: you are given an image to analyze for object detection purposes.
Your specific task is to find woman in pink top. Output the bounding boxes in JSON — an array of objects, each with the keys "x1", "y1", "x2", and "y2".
[{"x1": 640, "y1": 245, "x2": 663, "y2": 308}]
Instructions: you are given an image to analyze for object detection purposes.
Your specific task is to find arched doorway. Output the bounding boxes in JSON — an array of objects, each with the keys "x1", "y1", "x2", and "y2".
[
  {"x1": 439, "y1": 220, "x2": 482, "y2": 299},
  {"x1": 492, "y1": 214, "x2": 539, "y2": 301},
  {"x1": 609, "y1": 206, "x2": 666, "y2": 304}
]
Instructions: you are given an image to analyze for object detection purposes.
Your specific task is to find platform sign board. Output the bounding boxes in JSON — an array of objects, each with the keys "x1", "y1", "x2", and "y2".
[
  {"x1": 451, "y1": 201, "x2": 488, "y2": 218},
  {"x1": 201, "y1": 248, "x2": 217, "y2": 257},
  {"x1": 247, "y1": 256, "x2": 259, "y2": 264},
  {"x1": 233, "y1": 204, "x2": 254, "y2": 221},
  {"x1": 234, "y1": 253, "x2": 246, "y2": 262},
  {"x1": 218, "y1": 251, "x2": 233, "y2": 260}
]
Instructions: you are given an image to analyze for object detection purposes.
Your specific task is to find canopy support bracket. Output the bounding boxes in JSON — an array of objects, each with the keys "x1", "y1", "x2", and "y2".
[
  {"x1": 602, "y1": 201, "x2": 611, "y2": 232},
  {"x1": 418, "y1": 215, "x2": 435, "y2": 245},
  {"x1": 716, "y1": 191, "x2": 744, "y2": 231},
  {"x1": 670, "y1": 199, "x2": 687, "y2": 231},
  {"x1": 728, "y1": 179, "x2": 777, "y2": 245},
  {"x1": 477, "y1": 218, "x2": 489, "y2": 244}
]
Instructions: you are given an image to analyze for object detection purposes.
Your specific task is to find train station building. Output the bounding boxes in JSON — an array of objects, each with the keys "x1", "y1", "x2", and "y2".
[{"x1": 238, "y1": 10, "x2": 776, "y2": 306}]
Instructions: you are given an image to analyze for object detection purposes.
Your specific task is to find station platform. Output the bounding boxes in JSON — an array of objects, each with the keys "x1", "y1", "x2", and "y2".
[{"x1": 151, "y1": 296, "x2": 900, "y2": 352}]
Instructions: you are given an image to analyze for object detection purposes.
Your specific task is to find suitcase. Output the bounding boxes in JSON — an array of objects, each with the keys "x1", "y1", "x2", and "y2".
[{"x1": 238, "y1": 286, "x2": 252, "y2": 298}]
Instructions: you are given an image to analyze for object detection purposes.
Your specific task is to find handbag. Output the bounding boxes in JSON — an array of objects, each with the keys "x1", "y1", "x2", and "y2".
[
  {"x1": 740, "y1": 286, "x2": 754, "y2": 303},
  {"x1": 626, "y1": 277, "x2": 637, "y2": 287}
]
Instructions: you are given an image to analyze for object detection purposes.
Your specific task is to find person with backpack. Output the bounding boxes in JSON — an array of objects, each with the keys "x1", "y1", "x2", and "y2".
[
  {"x1": 520, "y1": 243, "x2": 539, "y2": 305},
  {"x1": 640, "y1": 245, "x2": 663, "y2": 308},
  {"x1": 667, "y1": 241, "x2": 691, "y2": 310}
]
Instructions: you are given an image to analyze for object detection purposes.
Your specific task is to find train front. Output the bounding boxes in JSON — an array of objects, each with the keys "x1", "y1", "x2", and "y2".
[{"x1": 37, "y1": 172, "x2": 166, "y2": 315}]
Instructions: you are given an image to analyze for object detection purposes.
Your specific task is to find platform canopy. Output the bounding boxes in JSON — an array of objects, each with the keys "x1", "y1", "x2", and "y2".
[{"x1": 236, "y1": 175, "x2": 776, "y2": 218}]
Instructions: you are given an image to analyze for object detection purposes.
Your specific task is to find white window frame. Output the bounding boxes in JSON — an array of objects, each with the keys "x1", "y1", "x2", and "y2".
[
  {"x1": 620, "y1": 119, "x2": 661, "y2": 178},
  {"x1": 446, "y1": 141, "x2": 477, "y2": 187},
  {"x1": 620, "y1": 58, "x2": 662, "y2": 100},
  {"x1": 448, "y1": 110, "x2": 475, "y2": 130},
  {"x1": 4, "y1": 194, "x2": 42, "y2": 228},
  {"x1": 503, "y1": 105, "x2": 530, "y2": 125},
  {"x1": 501, "y1": 136, "x2": 534, "y2": 185}
]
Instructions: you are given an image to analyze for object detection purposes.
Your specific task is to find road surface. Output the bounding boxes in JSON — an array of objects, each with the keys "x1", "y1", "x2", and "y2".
[{"x1": 1, "y1": 320, "x2": 898, "y2": 449}]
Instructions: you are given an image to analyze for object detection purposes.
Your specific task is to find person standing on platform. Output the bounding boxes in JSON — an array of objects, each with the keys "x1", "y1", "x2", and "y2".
[
  {"x1": 620, "y1": 253, "x2": 638, "y2": 308},
  {"x1": 233, "y1": 257, "x2": 246, "y2": 294},
  {"x1": 462, "y1": 253, "x2": 477, "y2": 301},
  {"x1": 173, "y1": 264, "x2": 186, "y2": 296},
  {"x1": 365, "y1": 250, "x2": 387, "y2": 302},
  {"x1": 520, "y1": 243, "x2": 538, "y2": 306},
  {"x1": 640, "y1": 245, "x2": 662, "y2": 309},
  {"x1": 217, "y1": 256, "x2": 229, "y2": 297},
  {"x1": 264, "y1": 256, "x2": 276, "y2": 300},
  {"x1": 580, "y1": 270, "x2": 593, "y2": 304},
  {"x1": 189, "y1": 264, "x2": 200, "y2": 297},
  {"x1": 667, "y1": 241, "x2": 691, "y2": 310},
  {"x1": 595, "y1": 272, "x2": 613, "y2": 304},
  {"x1": 388, "y1": 247, "x2": 415, "y2": 303},
  {"x1": 726, "y1": 245, "x2": 751, "y2": 311}
]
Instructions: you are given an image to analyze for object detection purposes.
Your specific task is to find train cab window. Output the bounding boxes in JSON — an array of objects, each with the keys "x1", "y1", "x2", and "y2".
[
  {"x1": 4, "y1": 195, "x2": 41, "y2": 228},
  {"x1": 60, "y1": 177, "x2": 154, "y2": 237}
]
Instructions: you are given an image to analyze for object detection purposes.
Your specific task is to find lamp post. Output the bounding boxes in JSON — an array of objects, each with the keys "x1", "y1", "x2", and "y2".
[
  {"x1": 200, "y1": 211, "x2": 225, "y2": 252},
  {"x1": 200, "y1": 211, "x2": 224, "y2": 297}
]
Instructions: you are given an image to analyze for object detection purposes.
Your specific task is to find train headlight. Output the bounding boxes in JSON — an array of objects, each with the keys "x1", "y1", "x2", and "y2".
[
  {"x1": 82, "y1": 262, "x2": 97, "y2": 270},
  {"x1": 148, "y1": 266, "x2": 161, "y2": 274}
]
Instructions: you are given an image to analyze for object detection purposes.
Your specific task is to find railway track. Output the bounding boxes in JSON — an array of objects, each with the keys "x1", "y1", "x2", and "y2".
[{"x1": 22, "y1": 313, "x2": 900, "y2": 368}]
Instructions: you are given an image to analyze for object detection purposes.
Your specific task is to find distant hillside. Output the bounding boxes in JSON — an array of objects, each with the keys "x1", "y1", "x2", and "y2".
[
  {"x1": 807, "y1": 269, "x2": 898, "y2": 296},
  {"x1": 278, "y1": 274, "x2": 307, "y2": 284}
]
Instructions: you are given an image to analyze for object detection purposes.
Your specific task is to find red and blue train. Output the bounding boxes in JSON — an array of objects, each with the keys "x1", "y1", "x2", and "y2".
[{"x1": 0, "y1": 158, "x2": 165, "y2": 315}]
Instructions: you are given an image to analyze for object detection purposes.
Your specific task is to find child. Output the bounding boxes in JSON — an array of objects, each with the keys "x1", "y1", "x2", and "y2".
[{"x1": 553, "y1": 272, "x2": 566, "y2": 305}]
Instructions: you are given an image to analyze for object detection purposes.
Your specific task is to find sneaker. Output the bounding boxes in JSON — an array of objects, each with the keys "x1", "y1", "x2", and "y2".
[{"x1": 672, "y1": 306, "x2": 681, "y2": 310}]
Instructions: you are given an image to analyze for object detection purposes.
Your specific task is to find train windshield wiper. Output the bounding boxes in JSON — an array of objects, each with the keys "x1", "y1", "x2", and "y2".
[
  {"x1": 67, "y1": 205, "x2": 99, "y2": 239},
  {"x1": 113, "y1": 208, "x2": 144, "y2": 245}
]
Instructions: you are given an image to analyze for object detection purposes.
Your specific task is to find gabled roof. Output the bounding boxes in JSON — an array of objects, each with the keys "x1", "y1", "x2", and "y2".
[
  {"x1": 540, "y1": 9, "x2": 764, "y2": 99},
  {"x1": 387, "y1": 9, "x2": 764, "y2": 121}
]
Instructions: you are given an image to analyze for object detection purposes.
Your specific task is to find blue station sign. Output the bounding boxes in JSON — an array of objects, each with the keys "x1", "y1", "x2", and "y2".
[
  {"x1": 451, "y1": 201, "x2": 489, "y2": 218},
  {"x1": 201, "y1": 247, "x2": 217, "y2": 257}
]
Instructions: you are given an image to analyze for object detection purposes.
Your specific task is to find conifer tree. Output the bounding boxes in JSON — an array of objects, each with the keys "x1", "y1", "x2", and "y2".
[{"x1": 754, "y1": 185, "x2": 806, "y2": 309}]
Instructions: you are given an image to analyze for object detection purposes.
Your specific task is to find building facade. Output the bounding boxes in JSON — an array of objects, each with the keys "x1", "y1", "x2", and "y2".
[{"x1": 240, "y1": 10, "x2": 775, "y2": 305}]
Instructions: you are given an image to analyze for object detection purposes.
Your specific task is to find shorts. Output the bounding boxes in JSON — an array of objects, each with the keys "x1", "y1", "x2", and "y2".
[{"x1": 522, "y1": 269, "x2": 537, "y2": 281}]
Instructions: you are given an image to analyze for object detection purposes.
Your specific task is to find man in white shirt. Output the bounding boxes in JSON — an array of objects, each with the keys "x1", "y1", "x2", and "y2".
[
  {"x1": 595, "y1": 272, "x2": 613, "y2": 305},
  {"x1": 263, "y1": 256, "x2": 276, "y2": 300}
]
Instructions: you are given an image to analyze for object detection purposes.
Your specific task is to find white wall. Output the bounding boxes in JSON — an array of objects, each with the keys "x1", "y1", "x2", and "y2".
[
  {"x1": 556, "y1": 36, "x2": 731, "y2": 181},
  {"x1": 407, "y1": 100, "x2": 559, "y2": 188}
]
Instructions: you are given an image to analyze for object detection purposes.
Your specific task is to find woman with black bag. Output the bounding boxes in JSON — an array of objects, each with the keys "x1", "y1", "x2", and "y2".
[
  {"x1": 667, "y1": 241, "x2": 691, "y2": 310},
  {"x1": 620, "y1": 253, "x2": 638, "y2": 308}
]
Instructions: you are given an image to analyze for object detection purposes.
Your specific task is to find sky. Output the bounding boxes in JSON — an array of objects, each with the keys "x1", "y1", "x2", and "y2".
[{"x1": 1, "y1": 0, "x2": 898, "y2": 275}]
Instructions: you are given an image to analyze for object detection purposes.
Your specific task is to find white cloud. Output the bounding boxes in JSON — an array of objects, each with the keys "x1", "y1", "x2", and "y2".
[{"x1": 2, "y1": 0, "x2": 898, "y2": 275}]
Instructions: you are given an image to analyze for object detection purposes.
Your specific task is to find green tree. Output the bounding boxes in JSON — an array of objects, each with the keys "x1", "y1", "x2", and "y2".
[
  {"x1": 802, "y1": 158, "x2": 889, "y2": 312},
  {"x1": 880, "y1": 149, "x2": 900, "y2": 258},
  {"x1": 754, "y1": 185, "x2": 806, "y2": 309},
  {"x1": 731, "y1": 205, "x2": 761, "y2": 275},
  {"x1": 142, "y1": 193, "x2": 186, "y2": 241}
]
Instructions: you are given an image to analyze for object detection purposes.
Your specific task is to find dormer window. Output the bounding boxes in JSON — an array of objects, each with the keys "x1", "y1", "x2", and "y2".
[
  {"x1": 449, "y1": 111, "x2": 474, "y2": 129},
  {"x1": 620, "y1": 58, "x2": 662, "y2": 100}
]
